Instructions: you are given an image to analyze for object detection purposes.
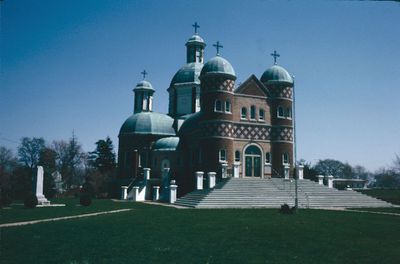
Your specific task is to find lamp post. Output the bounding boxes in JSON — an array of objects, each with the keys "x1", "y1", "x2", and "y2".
[{"x1": 292, "y1": 75, "x2": 298, "y2": 211}]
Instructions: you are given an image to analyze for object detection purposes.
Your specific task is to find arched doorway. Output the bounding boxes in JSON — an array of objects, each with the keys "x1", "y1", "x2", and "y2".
[{"x1": 244, "y1": 145, "x2": 262, "y2": 177}]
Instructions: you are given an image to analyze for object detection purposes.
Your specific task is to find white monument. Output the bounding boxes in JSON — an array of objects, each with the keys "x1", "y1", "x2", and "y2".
[{"x1": 36, "y1": 166, "x2": 50, "y2": 205}]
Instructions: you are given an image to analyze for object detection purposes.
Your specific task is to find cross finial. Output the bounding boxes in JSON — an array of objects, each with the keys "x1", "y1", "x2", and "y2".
[
  {"x1": 270, "y1": 50, "x2": 280, "y2": 64},
  {"x1": 192, "y1": 22, "x2": 200, "y2": 34},
  {"x1": 213, "y1": 41, "x2": 223, "y2": 55},
  {"x1": 141, "y1": 70, "x2": 147, "y2": 80}
]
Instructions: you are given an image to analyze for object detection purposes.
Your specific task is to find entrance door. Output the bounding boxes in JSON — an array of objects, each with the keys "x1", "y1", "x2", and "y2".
[{"x1": 244, "y1": 146, "x2": 262, "y2": 177}]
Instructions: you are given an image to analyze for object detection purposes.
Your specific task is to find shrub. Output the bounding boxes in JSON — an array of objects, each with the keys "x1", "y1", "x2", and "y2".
[
  {"x1": 24, "y1": 193, "x2": 38, "y2": 208},
  {"x1": 0, "y1": 192, "x2": 13, "y2": 207},
  {"x1": 80, "y1": 192, "x2": 92, "y2": 206},
  {"x1": 280, "y1": 203, "x2": 296, "y2": 214}
]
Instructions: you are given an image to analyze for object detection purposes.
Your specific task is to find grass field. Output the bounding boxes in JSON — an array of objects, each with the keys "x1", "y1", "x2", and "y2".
[
  {"x1": 359, "y1": 189, "x2": 400, "y2": 205},
  {"x1": 1, "y1": 199, "x2": 400, "y2": 264}
]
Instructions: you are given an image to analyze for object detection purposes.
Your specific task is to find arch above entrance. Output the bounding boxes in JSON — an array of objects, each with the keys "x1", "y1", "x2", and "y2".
[{"x1": 243, "y1": 144, "x2": 263, "y2": 177}]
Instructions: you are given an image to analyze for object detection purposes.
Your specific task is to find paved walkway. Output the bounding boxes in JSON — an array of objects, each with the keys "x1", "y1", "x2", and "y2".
[{"x1": 0, "y1": 209, "x2": 133, "y2": 228}]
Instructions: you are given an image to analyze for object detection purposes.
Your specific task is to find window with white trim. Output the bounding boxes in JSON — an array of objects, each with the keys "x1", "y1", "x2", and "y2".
[
  {"x1": 215, "y1": 100, "x2": 222, "y2": 112},
  {"x1": 225, "y1": 101, "x2": 231, "y2": 113},
  {"x1": 241, "y1": 107, "x2": 247, "y2": 119},
  {"x1": 219, "y1": 149, "x2": 227, "y2": 161},
  {"x1": 265, "y1": 152, "x2": 271, "y2": 164},
  {"x1": 259, "y1": 109, "x2": 265, "y2": 121},
  {"x1": 250, "y1": 105, "x2": 256, "y2": 119},
  {"x1": 285, "y1": 108, "x2": 292, "y2": 118},
  {"x1": 235, "y1": 150, "x2": 240, "y2": 162},
  {"x1": 282, "y1": 153, "x2": 289, "y2": 164},
  {"x1": 277, "y1": 106, "x2": 284, "y2": 118}
]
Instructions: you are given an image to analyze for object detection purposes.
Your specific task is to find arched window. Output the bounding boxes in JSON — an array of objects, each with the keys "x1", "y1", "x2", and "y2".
[
  {"x1": 282, "y1": 153, "x2": 289, "y2": 164},
  {"x1": 265, "y1": 152, "x2": 271, "y2": 164},
  {"x1": 241, "y1": 107, "x2": 247, "y2": 119},
  {"x1": 215, "y1": 100, "x2": 222, "y2": 112},
  {"x1": 277, "y1": 106, "x2": 284, "y2": 118},
  {"x1": 225, "y1": 100, "x2": 231, "y2": 113},
  {"x1": 259, "y1": 109, "x2": 265, "y2": 121},
  {"x1": 250, "y1": 105, "x2": 256, "y2": 119},
  {"x1": 219, "y1": 149, "x2": 227, "y2": 161},
  {"x1": 285, "y1": 108, "x2": 292, "y2": 118},
  {"x1": 235, "y1": 150, "x2": 240, "y2": 162}
]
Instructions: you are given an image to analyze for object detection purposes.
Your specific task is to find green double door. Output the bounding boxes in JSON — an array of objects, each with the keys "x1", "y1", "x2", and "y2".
[{"x1": 244, "y1": 145, "x2": 262, "y2": 177}]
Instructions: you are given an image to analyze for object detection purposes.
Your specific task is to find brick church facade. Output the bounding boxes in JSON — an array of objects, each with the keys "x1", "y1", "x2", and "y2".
[{"x1": 118, "y1": 24, "x2": 294, "y2": 194}]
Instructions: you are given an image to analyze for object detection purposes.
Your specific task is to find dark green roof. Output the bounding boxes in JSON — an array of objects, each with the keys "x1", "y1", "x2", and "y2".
[
  {"x1": 133, "y1": 80, "x2": 155, "y2": 91},
  {"x1": 119, "y1": 112, "x2": 175, "y2": 136},
  {"x1": 260, "y1": 65, "x2": 293, "y2": 86},
  {"x1": 170, "y1": 62, "x2": 203, "y2": 86},
  {"x1": 153, "y1": 137, "x2": 180, "y2": 151},
  {"x1": 185, "y1": 34, "x2": 205, "y2": 46},
  {"x1": 200, "y1": 56, "x2": 236, "y2": 78}
]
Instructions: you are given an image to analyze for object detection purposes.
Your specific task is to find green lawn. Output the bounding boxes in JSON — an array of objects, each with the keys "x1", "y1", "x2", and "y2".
[
  {"x1": 1, "y1": 199, "x2": 400, "y2": 264},
  {"x1": 359, "y1": 189, "x2": 400, "y2": 205}
]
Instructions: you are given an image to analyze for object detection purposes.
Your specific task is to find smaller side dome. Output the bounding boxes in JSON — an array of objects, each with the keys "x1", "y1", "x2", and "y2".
[
  {"x1": 260, "y1": 65, "x2": 293, "y2": 86},
  {"x1": 200, "y1": 56, "x2": 236, "y2": 79},
  {"x1": 133, "y1": 80, "x2": 155, "y2": 91},
  {"x1": 153, "y1": 137, "x2": 180, "y2": 151},
  {"x1": 186, "y1": 34, "x2": 206, "y2": 47}
]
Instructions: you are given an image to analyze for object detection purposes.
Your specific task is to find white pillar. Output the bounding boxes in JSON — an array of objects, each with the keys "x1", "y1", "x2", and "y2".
[
  {"x1": 318, "y1": 175, "x2": 324, "y2": 185},
  {"x1": 208, "y1": 172, "x2": 216, "y2": 188},
  {"x1": 36, "y1": 166, "x2": 49, "y2": 205},
  {"x1": 221, "y1": 162, "x2": 228, "y2": 178},
  {"x1": 143, "y1": 168, "x2": 151, "y2": 181},
  {"x1": 195, "y1": 171, "x2": 204, "y2": 190},
  {"x1": 121, "y1": 186, "x2": 128, "y2": 200},
  {"x1": 233, "y1": 162, "x2": 240, "y2": 178},
  {"x1": 169, "y1": 180, "x2": 178, "y2": 204},
  {"x1": 327, "y1": 175, "x2": 334, "y2": 188},
  {"x1": 283, "y1": 165, "x2": 290, "y2": 180},
  {"x1": 264, "y1": 163, "x2": 272, "y2": 178},
  {"x1": 153, "y1": 186, "x2": 160, "y2": 201},
  {"x1": 297, "y1": 165, "x2": 304, "y2": 180},
  {"x1": 132, "y1": 186, "x2": 140, "y2": 201}
]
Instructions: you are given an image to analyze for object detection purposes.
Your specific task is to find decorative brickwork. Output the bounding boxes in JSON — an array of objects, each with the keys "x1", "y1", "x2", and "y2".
[
  {"x1": 202, "y1": 77, "x2": 235, "y2": 92},
  {"x1": 189, "y1": 121, "x2": 293, "y2": 142},
  {"x1": 268, "y1": 86, "x2": 292, "y2": 99}
]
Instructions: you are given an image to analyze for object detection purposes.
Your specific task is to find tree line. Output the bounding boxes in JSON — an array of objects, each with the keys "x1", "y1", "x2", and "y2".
[
  {"x1": 301, "y1": 157, "x2": 400, "y2": 188},
  {"x1": 0, "y1": 134, "x2": 117, "y2": 206}
]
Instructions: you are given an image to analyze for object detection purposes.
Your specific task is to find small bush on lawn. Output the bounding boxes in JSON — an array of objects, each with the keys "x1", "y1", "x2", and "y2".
[
  {"x1": 280, "y1": 203, "x2": 296, "y2": 214},
  {"x1": 0, "y1": 192, "x2": 13, "y2": 207},
  {"x1": 80, "y1": 193, "x2": 92, "y2": 206},
  {"x1": 24, "y1": 193, "x2": 38, "y2": 208}
]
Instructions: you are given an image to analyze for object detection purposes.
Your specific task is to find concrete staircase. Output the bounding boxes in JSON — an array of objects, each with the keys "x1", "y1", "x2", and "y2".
[{"x1": 174, "y1": 178, "x2": 393, "y2": 208}]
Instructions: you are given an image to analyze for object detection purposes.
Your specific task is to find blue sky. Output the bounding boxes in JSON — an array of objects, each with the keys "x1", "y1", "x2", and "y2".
[{"x1": 1, "y1": 0, "x2": 399, "y2": 171}]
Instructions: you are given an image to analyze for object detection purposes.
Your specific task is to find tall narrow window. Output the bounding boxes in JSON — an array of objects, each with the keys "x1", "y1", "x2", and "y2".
[
  {"x1": 259, "y1": 109, "x2": 265, "y2": 121},
  {"x1": 265, "y1": 152, "x2": 271, "y2": 164},
  {"x1": 235, "y1": 150, "x2": 240, "y2": 162},
  {"x1": 250, "y1": 105, "x2": 256, "y2": 119},
  {"x1": 225, "y1": 101, "x2": 231, "y2": 113},
  {"x1": 282, "y1": 153, "x2": 289, "y2": 164},
  {"x1": 278, "y1": 106, "x2": 284, "y2": 118},
  {"x1": 219, "y1": 149, "x2": 226, "y2": 161},
  {"x1": 215, "y1": 100, "x2": 222, "y2": 112},
  {"x1": 285, "y1": 108, "x2": 292, "y2": 118},
  {"x1": 241, "y1": 107, "x2": 247, "y2": 119}
]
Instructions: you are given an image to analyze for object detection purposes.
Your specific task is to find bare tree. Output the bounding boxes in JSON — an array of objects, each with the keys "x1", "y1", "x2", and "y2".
[
  {"x1": 17, "y1": 137, "x2": 45, "y2": 169},
  {"x1": 52, "y1": 134, "x2": 85, "y2": 189}
]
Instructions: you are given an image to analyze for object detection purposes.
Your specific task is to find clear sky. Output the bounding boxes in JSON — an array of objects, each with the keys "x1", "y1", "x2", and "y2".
[{"x1": 1, "y1": 0, "x2": 399, "y2": 171}]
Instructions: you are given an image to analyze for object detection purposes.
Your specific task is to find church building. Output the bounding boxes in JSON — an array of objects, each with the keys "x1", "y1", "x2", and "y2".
[{"x1": 118, "y1": 23, "x2": 294, "y2": 195}]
